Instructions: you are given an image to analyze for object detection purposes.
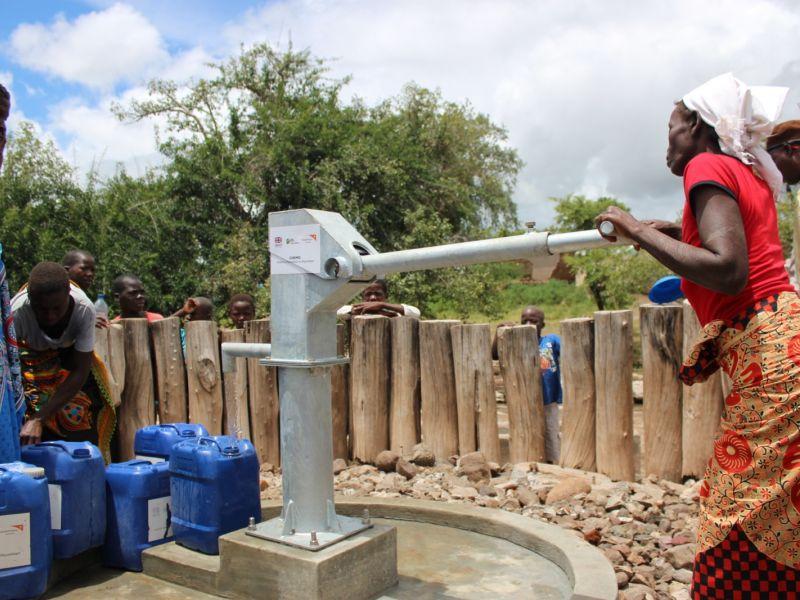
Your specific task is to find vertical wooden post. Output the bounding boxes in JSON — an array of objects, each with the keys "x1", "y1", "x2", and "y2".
[
  {"x1": 451, "y1": 324, "x2": 500, "y2": 462},
  {"x1": 682, "y1": 302, "x2": 724, "y2": 478},
  {"x1": 245, "y1": 319, "x2": 280, "y2": 465},
  {"x1": 419, "y1": 320, "x2": 461, "y2": 461},
  {"x1": 331, "y1": 324, "x2": 350, "y2": 460},
  {"x1": 559, "y1": 317, "x2": 596, "y2": 471},
  {"x1": 220, "y1": 328, "x2": 251, "y2": 440},
  {"x1": 640, "y1": 304, "x2": 683, "y2": 481},
  {"x1": 149, "y1": 317, "x2": 188, "y2": 423},
  {"x1": 497, "y1": 325, "x2": 545, "y2": 463},
  {"x1": 350, "y1": 316, "x2": 391, "y2": 463},
  {"x1": 184, "y1": 321, "x2": 223, "y2": 435},
  {"x1": 118, "y1": 319, "x2": 155, "y2": 460},
  {"x1": 390, "y1": 317, "x2": 420, "y2": 456},
  {"x1": 95, "y1": 323, "x2": 125, "y2": 408},
  {"x1": 594, "y1": 310, "x2": 635, "y2": 481}
]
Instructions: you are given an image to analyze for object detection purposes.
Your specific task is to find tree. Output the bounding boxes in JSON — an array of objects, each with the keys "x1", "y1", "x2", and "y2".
[
  {"x1": 0, "y1": 122, "x2": 89, "y2": 290},
  {"x1": 115, "y1": 44, "x2": 522, "y2": 315},
  {"x1": 551, "y1": 195, "x2": 669, "y2": 310}
]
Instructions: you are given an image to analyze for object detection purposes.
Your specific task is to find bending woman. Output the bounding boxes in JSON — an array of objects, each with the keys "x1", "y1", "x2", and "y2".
[
  {"x1": 12, "y1": 262, "x2": 116, "y2": 462},
  {"x1": 597, "y1": 73, "x2": 799, "y2": 596}
]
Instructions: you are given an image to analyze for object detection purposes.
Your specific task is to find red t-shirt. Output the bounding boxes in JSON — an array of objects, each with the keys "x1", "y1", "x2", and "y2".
[
  {"x1": 112, "y1": 311, "x2": 164, "y2": 323},
  {"x1": 680, "y1": 153, "x2": 792, "y2": 325}
]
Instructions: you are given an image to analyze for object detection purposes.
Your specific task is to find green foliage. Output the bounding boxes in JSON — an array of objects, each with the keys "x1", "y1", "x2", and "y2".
[
  {"x1": 112, "y1": 43, "x2": 522, "y2": 316},
  {"x1": 551, "y1": 194, "x2": 630, "y2": 233},
  {"x1": 551, "y1": 194, "x2": 669, "y2": 309},
  {"x1": 0, "y1": 122, "x2": 86, "y2": 287},
  {"x1": 1, "y1": 44, "x2": 522, "y2": 319},
  {"x1": 566, "y1": 248, "x2": 668, "y2": 310}
]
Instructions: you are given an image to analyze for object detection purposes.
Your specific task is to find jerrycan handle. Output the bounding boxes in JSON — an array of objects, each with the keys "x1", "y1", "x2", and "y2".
[
  {"x1": 198, "y1": 437, "x2": 240, "y2": 456},
  {"x1": 33, "y1": 441, "x2": 91, "y2": 458}
]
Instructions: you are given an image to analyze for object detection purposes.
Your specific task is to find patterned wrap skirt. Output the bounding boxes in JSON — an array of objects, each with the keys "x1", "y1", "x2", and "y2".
[
  {"x1": 20, "y1": 346, "x2": 116, "y2": 464},
  {"x1": 680, "y1": 292, "x2": 800, "y2": 596}
]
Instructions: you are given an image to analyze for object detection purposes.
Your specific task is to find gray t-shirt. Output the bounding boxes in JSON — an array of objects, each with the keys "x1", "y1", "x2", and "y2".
[{"x1": 11, "y1": 284, "x2": 96, "y2": 352}]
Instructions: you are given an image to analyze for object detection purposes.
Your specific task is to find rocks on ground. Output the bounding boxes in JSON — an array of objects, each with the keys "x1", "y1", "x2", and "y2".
[{"x1": 259, "y1": 452, "x2": 699, "y2": 598}]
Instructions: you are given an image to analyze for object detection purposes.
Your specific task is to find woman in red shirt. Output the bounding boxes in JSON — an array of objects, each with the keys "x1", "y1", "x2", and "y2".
[{"x1": 598, "y1": 74, "x2": 800, "y2": 598}]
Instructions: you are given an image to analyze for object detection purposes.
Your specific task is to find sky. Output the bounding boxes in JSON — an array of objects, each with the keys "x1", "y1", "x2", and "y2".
[{"x1": 1, "y1": 0, "x2": 799, "y2": 227}]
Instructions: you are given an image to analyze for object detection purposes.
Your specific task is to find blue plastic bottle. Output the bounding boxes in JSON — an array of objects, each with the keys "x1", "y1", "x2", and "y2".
[
  {"x1": 0, "y1": 462, "x2": 52, "y2": 600},
  {"x1": 134, "y1": 423, "x2": 209, "y2": 463},
  {"x1": 170, "y1": 436, "x2": 260, "y2": 555},
  {"x1": 21, "y1": 441, "x2": 106, "y2": 559},
  {"x1": 104, "y1": 460, "x2": 172, "y2": 571}
]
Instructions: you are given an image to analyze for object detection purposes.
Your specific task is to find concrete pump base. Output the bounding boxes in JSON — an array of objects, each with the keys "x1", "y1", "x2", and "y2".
[{"x1": 138, "y1": 496, "x2": 615, "y2": 600}]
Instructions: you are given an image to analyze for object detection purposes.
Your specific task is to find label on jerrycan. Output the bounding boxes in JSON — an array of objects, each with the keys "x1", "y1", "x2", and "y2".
[
  {"x1": 147, "y1": 496, "x2": 172, "y2": 542},
  {"x1": 0, "y1": 512, "x2": 31, "y2": 569}
]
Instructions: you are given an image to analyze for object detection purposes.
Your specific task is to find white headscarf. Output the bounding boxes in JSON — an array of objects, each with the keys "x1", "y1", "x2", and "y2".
[{"x1": 682, "y1": 73, "x2": 788, "y2": 197}]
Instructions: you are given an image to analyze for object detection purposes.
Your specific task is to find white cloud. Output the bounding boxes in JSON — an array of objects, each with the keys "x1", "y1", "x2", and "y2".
[
  {"x1": 45, "y1": 88, "x2": 165, "y2": 179},
  {"x1": 8, "y1": 0, "x2": 800, "y2": 226},
  {"x1": 223, "y1": 0, "x2": 800, "y2": 224},
  {"x1": 8, "y1": 3, "x2": 169, "y2": 89},
  {"x1": 0, "y1": 71, "x2": 13, "y2": 90}
]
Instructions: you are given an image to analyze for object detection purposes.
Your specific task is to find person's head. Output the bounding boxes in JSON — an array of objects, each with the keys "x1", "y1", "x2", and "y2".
[
  {"x1": 28, "y1": 261, "x2": 71, "y2": 328},
  {"x1": 520, "y1": 305, "x2": 545, "y2": 337},
  {"x1": 362, "y1": 279, "x2": 388, "y2": 303},
  {"x1": 112, "y1": 274, "x2": 146, "y2": 317},
  {"x1": 187, "y1": 297, "x2": 214, "y2": 322},
  {"x1": 62, "y1": 249, "x2": 95, "y2": 291},
  {"x1": 227, "y1": 293, "x2": 255, "y2": 329},
  {"x1": 0, "y1": 84, "x2": 10, "y2": 171},
  {"x1": 666, "y1": 101, "x2": 720, "y2": 177},
  {"x1": 766, "y1": 120, "x2": 800, "y2": 186}
]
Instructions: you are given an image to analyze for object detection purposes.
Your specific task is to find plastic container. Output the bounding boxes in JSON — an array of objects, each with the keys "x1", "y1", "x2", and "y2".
[
  {"x1": 104, "y1": 460, "x2": 172, "y2": 571},
  {"x1": 94, "y1": 294, "x2": 109, "y2": 319},
  {"x1": 0, "y1": 462, "x2": 52, "y2": 600},
  {"x1": 21, "y1": 441, "x2": 106, "y2": 559},
  {"x1": 170, "y1": 436, "x2": 260, "y2": 555},
  {"x1": 134, "y1": 423, "x2": 209, "y2": 463}
]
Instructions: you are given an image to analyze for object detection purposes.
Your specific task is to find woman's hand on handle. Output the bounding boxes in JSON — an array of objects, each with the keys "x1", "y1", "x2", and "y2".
[{"x1": 594, "y1": 206, "x2": 643, "y2": 243}]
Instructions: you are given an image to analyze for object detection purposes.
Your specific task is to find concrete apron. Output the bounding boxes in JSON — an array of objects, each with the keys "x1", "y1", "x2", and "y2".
[{"x1": 142, "y1": 496, "x2": 616, "y2": 600}]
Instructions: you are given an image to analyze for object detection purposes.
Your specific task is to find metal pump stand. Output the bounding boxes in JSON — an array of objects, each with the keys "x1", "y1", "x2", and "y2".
[{"x1": 220, "y1": 209, "x2": 625, "y2": 551}]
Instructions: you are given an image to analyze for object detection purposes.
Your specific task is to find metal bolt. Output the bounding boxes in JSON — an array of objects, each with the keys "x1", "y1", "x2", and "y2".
[
  {"x1": 290, "y1": 528, "x2": 296, "y2": 536},
  {"x1": 361, "y1": 509, "x2": 371, "y2": 525},
  {"x1": 310, "y1": 531, "x2": 319, "y2": 547},
  {"x1": 247, "y1": 517, "x2": 256, "y2": 531},
  {"x1": 525, "y1": 221, "x2": 536, "y2": 230}
]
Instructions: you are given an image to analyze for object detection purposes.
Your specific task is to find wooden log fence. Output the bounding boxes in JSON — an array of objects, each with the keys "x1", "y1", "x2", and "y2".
[
  {"x1": 220, "y1": 328, "x2": 251, "y2": 440},
  {"x1": 419, "y1": 320, "x2": 461, "y2": 461},
  {"x1": 331, "y1": 324, "x2": 350, "y2": 460},
  {"x1": 681, "y1": 301, "x2": 724, "y2": 478},
  {"x1": 452, "y1": 324, "x2": 500, "y2": 463},
  {"x1": 497, "y1": 325, "x2": 546, "y2": 464},
  {"x1": 117, "y1": 319, "x2": 155, "y2": 461},
  {"x1": 98, "y1": 302, "x2": 719, "y2": 482},
  {"x1": 149, "y1": 317, "x2": 187, "y2": 423},
  {"x1": 389, "y1": 317, "x2": 420, "y2": 456},
  {"x1": 350, "y1": 316, "x2": 391, "y2": 463},
  {"x1": 245, "y1": 319, "x2": 280, "y2": 466},
  {"x1": 594, "y1": 310, "x2": 635, "y2": 481},
  {"x1": 640, "y1": 305, "x2": 683, "y2": 482},
  {"x1": 559, "y1": 317, "x2": 596, "y2": 471}
]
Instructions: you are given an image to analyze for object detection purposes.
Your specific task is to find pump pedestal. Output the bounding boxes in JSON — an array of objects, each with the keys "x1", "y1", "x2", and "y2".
[{"x1": 218, "y1": 524, "x2": 397, "y2": 600}]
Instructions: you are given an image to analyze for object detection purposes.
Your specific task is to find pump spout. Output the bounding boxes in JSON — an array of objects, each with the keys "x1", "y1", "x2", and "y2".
[{"x1": 221, "y1": 342, "x2": 271, "y2": 373}]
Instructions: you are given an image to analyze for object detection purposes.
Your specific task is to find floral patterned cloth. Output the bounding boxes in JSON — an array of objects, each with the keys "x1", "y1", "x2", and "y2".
[
  {"x1": 20, "y1": 346, "x2": 116, "y2": 464},
  {"x1": 680, "y1": 292, "x2": 800, "y2": 567}
]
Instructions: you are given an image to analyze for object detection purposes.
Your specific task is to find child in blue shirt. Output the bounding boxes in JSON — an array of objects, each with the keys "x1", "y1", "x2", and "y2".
[{"x1": 520, "y1": 306, "x2": 562, "y2": 463}]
